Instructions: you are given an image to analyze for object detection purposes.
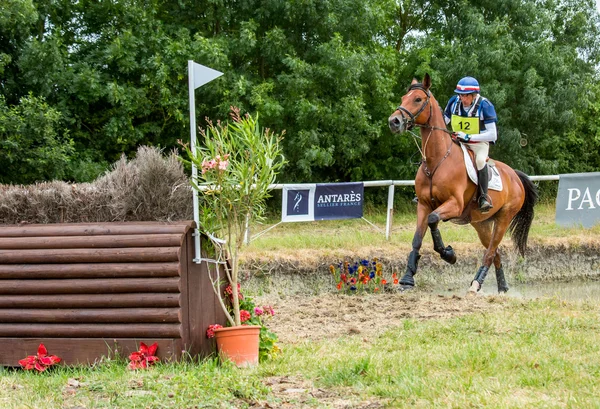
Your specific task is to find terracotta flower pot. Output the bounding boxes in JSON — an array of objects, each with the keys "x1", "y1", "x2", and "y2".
[{"x1": 213, "y1": 325, "x2": 260, "y2": 367}]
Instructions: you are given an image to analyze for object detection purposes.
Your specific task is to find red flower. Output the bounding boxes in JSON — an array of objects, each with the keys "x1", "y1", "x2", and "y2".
[
  {"x1": 206, "y1": 324, "x2": 223, "y2": 338},
  {"x1": 19, "y1": 343, "x2": 61, "y2": 372},
  {"x1": 224, "y1": 283, "x2": 244, "y2": 302},
  {"x1": 128, "y1": 342, "x2": 159, "y2": 370},
  {"x1": 336, "y1": 281, "x2": 343, "y2": 290},
  {"x1": 240, "y1": 310, "x2": 251, "y2": 322}
]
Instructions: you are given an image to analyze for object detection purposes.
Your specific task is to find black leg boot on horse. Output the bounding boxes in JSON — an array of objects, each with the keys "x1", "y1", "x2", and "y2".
[
  {"x1": 478, "y1": 165, "x2": 493, "y2": 213},
  {"x1": 495, "y1": 264, "x2": 509, "y2": 293},
  {"x1": 469, "y1": 265, "x2": 490, "y2": 293}
]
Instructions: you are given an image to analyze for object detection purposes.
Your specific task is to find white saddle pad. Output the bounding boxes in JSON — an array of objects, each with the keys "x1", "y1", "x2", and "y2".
[{"x1": 460, "y1": 144, "x2": 503, "y2": 191}]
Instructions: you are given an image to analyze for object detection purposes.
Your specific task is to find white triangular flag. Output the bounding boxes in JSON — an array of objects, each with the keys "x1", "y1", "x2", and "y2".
[{"x1": 192, "y1": 62, "x2": 223, "y2": 89}]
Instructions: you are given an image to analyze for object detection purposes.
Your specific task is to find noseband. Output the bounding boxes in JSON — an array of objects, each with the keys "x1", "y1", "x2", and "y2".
[{"x1": 395, "y1": 84, "x2": 432, "y2": 130}]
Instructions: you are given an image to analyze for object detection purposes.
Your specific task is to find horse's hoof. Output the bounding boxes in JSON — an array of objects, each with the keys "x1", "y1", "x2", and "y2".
[
  {"x1": 468, "y1": 281, "x2": 480, "y2": 293},
  {"x1": 399, "y1": 273, "x2": 415, "y2": 287},
  {"x1": 399, "y1": 285, "x2": 415, "y2": 292},
  {"x1": 441, "y1": 246, "x2": 456, "y2": 264},
  {"x1": 498, "y1": 286, "x2": 509, "y2": 294}
]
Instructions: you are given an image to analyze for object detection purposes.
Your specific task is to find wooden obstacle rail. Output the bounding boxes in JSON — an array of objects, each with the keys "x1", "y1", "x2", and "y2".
[{"x1": 0, "y1": 222, "x2": 226, "y2": 365}]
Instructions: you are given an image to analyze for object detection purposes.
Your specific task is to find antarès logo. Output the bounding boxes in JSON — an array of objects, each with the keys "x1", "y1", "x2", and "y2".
[
  {"x1": 316, "y1": 191, "x2": 362, "y2": 207},
  {"x1": 293, "y1": 192, "x2": 303, "y2": 213}
]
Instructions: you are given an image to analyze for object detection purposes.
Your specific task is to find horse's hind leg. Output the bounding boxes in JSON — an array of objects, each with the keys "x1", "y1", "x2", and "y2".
[
  {"x1": 494, "y1": 262, "x2": 508, "y2": 293},
  {"x1": 471, "y1": 220, "x2": 509, "y2": 293},
  {"x1": 487, "y1": 244, "x2": 509, "y2": 293}
]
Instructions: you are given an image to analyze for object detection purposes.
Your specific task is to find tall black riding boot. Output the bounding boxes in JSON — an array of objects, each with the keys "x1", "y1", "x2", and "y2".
[{"x1": 477, "y1": 165, "x2": 492, "y2": 213}]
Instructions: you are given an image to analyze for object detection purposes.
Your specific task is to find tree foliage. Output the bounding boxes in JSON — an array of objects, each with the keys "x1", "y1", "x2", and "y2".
[{"x1": 1, "y1": 0, "x2": 598, "y2": 184}]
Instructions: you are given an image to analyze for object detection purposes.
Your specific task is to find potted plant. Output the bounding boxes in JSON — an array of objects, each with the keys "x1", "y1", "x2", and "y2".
[{"x1": 183, "y1": 107, "x2": 285, "y2": 366}]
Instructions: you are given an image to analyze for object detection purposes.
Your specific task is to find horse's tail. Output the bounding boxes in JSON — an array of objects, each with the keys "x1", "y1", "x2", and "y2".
[{"x1": 508, "y1": 170, "x2": 539, "y2": 257}]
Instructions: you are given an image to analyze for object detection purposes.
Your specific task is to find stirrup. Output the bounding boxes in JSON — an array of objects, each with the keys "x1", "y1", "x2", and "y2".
[{"x1": 479, "y1": 197, "x2": 492, "y2": 212}]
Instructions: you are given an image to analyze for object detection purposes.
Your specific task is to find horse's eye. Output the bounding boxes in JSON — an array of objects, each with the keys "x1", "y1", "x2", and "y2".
[{"x1": 415, "y1": 98, "x2": 422, "y2": 103}]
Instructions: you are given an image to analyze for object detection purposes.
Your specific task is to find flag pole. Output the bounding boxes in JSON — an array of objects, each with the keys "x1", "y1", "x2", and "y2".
[
  {"x1": 188, "y1": 60, "x2": 201, "y2": 263},
  {"x1": 188, "y1": 60, "x2": 223, "y2": 263}
]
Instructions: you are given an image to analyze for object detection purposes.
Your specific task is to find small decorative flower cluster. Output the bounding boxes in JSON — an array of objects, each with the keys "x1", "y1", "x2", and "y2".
[
  {"x1": 201, "y1": 154, "x2": 229, "y2": 174},
  {"x1": 224, "y1": 282, "x2": 243, "y2": 301},
  {"x1": 329, "y1": 258, "x2": 399, "y2": 293},
  {"x1": 127, "y1": 342, "x2": 159, "y2": 370},
  {"x1": 18, "y1": 343, "x2": 61, "y2": 372},
  {"x1": 206, "y1": 324, "x2": 223, "y2": 338}
]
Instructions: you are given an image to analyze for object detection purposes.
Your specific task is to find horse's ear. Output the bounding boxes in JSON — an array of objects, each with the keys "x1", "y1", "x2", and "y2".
[
  {"x1": 423, "y1": 73, "x2": 431, "y2": 90},
  {"x1": 411, "y1": 77, "x2": 419, "y2": 85}
]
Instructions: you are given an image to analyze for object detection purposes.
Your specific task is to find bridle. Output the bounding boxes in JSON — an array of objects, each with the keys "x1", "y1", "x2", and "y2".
[
  {"x1": 395, "y1": 84, "x2": 432, "y2": 131},
  {"x1": 395, "y1": 83, "x2": 455, "y2": 205},
  {"x1": 395, "y1": 83, "x2": 452, "y2": 134}
]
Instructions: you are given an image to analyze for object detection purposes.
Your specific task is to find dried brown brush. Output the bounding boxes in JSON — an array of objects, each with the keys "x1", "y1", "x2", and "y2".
[{"x1": 0, "y1": 146, "x2": 193, "y2": 224}]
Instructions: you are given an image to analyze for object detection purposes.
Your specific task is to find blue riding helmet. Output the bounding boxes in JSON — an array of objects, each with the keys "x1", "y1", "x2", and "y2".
[{"x1": 455, "y1": 77, "x2": 480, "y2": 94}]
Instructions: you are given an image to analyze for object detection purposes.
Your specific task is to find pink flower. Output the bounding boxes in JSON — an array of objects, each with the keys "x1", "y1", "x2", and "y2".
[
  {"x1": 263, "y1": 305, "x2": 275, "y2": 316},
  {"x1": 201, "y1": 159, "x2": 217, "y2": 174},
  {"x1": 254, "y1": 307, "x2": 264, "y2": 316},
  {"x1": 206, "y1": 324, "x2": 223, "y2": 338},
  {"x1": 218, "y1": 160, "x2": 229, "y2": 170},
  {"x1": 240, "y1": 310, "x2": 251, "y2": 322}
]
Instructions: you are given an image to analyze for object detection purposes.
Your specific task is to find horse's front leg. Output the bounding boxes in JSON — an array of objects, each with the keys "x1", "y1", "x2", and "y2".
[
  {"x1": 399, "y1": 203, "x2": 429, "y2": 289},
  {"x1": 428, "y1": 199, "x2": 462, "y2": 264}
]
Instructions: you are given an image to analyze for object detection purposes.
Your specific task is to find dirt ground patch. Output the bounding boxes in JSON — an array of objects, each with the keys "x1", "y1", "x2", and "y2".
[
  {"x1": 257, "y1": 291, "x2": 509, "y2": 344},
  {"x1": 243, "y1": 242, "x2": 597, "y2": 408}
]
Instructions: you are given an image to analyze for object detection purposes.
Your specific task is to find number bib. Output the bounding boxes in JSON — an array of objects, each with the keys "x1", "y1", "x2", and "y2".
[{"x1": 451, "y1": 115, "x2": 479, "y2": 135}]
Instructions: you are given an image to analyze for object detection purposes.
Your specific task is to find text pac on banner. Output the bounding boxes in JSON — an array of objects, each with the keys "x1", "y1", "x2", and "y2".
[
  {"x1": 555, "y1": 172, "x2": 600, "y2": 228},
  {"x1": 281, "y1": 183, "x2": 364, "y2": 222}
]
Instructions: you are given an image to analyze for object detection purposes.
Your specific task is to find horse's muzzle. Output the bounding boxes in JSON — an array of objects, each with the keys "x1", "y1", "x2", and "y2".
[{"x1": 388, "y1": 115, "x2": 405, "y2": 133}]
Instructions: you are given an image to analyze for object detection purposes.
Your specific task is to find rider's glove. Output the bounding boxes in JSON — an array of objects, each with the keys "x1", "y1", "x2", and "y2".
[{"x1": 454, "y1": 131, "x2": 470, "y2": 143}]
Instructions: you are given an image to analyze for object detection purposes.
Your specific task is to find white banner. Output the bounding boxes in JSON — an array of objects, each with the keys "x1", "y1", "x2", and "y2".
[{"x1": 281, "y1": 184, "x2": 316, "y2": 222}]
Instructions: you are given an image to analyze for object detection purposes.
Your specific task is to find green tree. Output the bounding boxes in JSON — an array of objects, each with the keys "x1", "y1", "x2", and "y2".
[
  {"x1": 1, "y1": 0, "x2": 599, "y2": 186},
  {"x1": 0, "y1": 94, "x2": 74, "y2": 184}
]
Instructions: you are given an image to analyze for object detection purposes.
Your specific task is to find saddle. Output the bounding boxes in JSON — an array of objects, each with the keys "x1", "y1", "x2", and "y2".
[{"x1": 459, "y1": 144, "x2": 503, "y2": 191}]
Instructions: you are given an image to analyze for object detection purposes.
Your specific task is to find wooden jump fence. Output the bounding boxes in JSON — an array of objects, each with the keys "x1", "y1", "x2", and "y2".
[{"x1": 0, "y1": 221, "x2": 226, "y2": 365}]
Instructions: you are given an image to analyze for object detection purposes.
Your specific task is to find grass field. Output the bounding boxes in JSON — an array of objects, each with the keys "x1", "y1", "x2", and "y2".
[
  {"x1": 1, "y1": 298, "x2": 599, "y2": 408},
  {"x1": 246, "y1": 202, "x2": 600, "y2": 254}
]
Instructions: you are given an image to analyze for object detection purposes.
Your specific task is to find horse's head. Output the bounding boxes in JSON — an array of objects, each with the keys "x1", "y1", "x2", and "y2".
[{"x1": 388, "y1": 73, "x2": 432, "y2": 134}]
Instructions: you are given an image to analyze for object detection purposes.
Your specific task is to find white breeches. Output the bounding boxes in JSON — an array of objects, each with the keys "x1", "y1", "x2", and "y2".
[{"x1": 465, "y1": 142, "x2": 489, "y2": 170}]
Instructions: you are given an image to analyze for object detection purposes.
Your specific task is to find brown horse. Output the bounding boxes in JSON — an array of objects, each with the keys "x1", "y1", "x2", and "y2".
[{"x1": 388, "y1": 74, "x2": 538, "y2": 293}]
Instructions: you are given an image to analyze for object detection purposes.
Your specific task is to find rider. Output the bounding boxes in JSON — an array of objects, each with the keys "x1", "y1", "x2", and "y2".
[{"x1": 444, "y1": 76, "x2": 497, "y2": 212}]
